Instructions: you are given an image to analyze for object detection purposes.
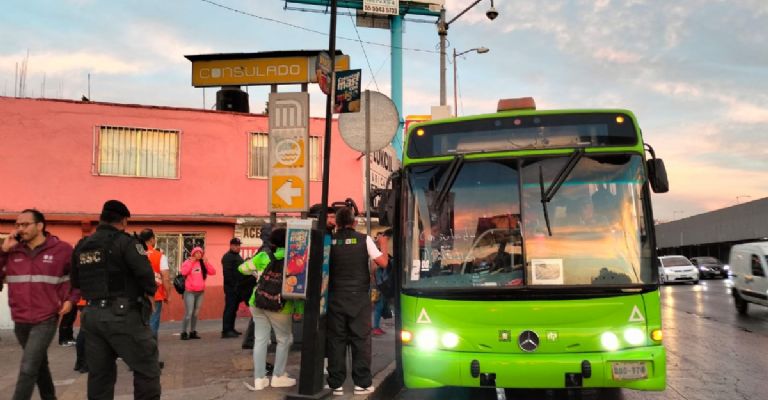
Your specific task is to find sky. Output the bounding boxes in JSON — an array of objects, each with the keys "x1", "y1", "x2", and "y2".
[{"x1": 2, "y1": 0, "x2": 767, "y2": 222}]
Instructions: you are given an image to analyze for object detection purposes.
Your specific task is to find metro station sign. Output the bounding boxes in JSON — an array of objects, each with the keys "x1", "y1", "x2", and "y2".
[{"x1": 268, "y1": 92, "x2": 310, "y2": 212}]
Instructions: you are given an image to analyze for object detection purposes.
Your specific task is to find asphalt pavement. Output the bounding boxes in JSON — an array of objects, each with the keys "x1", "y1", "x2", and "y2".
[{"x1": 0, "y1": 316, "x2": 397, "y2": 400}]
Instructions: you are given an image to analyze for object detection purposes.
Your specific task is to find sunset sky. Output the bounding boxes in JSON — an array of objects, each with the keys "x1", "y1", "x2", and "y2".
[{"x1": 2, "y1": 0, "x2": 767, "y2": 221}]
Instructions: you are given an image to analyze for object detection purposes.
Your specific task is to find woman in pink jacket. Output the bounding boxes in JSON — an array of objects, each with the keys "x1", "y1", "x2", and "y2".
[{"x1": 180, "y1": 246, "x2": 216, "y2": 340}]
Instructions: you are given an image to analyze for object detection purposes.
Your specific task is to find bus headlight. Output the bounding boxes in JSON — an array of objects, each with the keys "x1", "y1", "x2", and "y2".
[
  {"x1": 623, "y1": 328, "x2": 645, "y2": 346},
  {"x1": 441, "y1": 332, "x2": 459, "y2": 348},
  {"x1": 650, "y1": 329, "x2": 663, "y2": 342},
  {"x1": 601, "y1": 332, "x2": 620, "y2": 351},
  {"x1": 415, "y1": 329, "x2": 439, "y2": 351}
]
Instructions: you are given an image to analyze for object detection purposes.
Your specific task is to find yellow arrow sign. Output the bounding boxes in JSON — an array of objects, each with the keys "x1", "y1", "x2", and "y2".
[{"x1": 270, "y1": 176, "x2": 305, "y2": 210}]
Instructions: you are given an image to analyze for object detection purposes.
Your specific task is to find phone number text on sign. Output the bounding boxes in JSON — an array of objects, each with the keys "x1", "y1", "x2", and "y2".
[{"x1": 363, "y1": 0, "x2": 399, "y2": 16}]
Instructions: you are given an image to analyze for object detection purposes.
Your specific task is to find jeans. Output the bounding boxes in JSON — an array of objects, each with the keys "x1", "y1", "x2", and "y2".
[
  {"x1": 13, "y1": 316, "x2": 58, "y2": 400},
  {"x1": 250, "y1": 306, "x2": 292, "y2": 379},
  {"x1": 182, "y1": 291, "x2": 204, "y2": 333},
  {"x1": 372, "y1": 296, "x2": 386, "y2": 329},
  {"x1": 149, "y1": 301, "x2": 163, "y2": 337}
]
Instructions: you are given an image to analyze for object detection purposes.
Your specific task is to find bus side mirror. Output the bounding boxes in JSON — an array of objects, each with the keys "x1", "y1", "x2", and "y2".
[{"x1": 647, "y1": 158, "x2": 669, "y2": 193}]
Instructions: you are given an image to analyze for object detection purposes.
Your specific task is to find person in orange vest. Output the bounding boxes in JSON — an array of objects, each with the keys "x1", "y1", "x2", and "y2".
[{"x1": 139, "y1": 229, "x2": 170, "y2": 339}]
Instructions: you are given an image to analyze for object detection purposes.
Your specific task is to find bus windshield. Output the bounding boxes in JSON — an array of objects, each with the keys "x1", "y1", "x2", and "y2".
[{"x1": 403, "y1": 154, "x2": 654, "y2": 290}]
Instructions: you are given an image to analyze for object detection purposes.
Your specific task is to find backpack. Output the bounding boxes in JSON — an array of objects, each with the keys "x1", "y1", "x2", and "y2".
[
  {"x1": 173, "y1": 274, "x2": 185, "y2": 295},
  {"x1": 376, "y1": 258, "x2": 395, "y2": 299},
  {"x1": 254, "y1": 250, "x2": 284, "y2": 311}
]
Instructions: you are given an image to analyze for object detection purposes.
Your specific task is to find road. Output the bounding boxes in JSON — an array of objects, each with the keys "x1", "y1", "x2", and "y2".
[{"x1": 391, "y1": 279, "x2": 768, "y2": 400}]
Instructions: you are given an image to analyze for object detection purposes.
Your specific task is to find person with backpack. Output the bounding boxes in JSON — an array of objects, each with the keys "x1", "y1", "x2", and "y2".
[
  {"x1": 180, "y1": 246, "x2": 216, "y2": 340},
  {"x1": 238, "y1": 227, "x2": 303, "y2": 391}
]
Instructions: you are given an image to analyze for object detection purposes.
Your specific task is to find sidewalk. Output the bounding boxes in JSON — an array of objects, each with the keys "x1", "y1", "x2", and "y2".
[{"x1": 0, "y1": 317, "x2": 397, "y2": 400}]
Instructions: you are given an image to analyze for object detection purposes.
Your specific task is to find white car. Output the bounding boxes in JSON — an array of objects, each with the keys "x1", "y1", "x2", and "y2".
[
  {"x1": 729, "y1": 242, "x2": 768, "y2": 315},
  {"x1": 658, "y1": 255, "x2": 699, "y2": 284}
]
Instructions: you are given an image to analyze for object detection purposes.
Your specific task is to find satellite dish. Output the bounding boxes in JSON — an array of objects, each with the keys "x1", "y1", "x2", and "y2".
[{"x1": 338, "y1": 91, "x2": 400, "y2": 153}]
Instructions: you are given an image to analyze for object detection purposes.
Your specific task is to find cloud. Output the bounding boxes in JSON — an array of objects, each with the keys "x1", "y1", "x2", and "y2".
[{"x1": 0, "y1": 51, "x2": 146, "y2": 76}]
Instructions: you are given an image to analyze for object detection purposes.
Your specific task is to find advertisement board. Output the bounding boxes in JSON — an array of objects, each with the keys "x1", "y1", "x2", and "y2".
[{"x1": 282, "y1": 219, "x2": 313, "y2": 299}]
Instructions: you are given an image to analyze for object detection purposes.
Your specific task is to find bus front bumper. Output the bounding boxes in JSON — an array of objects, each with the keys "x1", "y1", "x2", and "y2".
[{"x1": 402, "y1": 345, "x2": 665, "y2": 391}]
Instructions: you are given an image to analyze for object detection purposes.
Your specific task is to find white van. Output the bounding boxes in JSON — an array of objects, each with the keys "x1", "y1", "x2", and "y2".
[{"x1": 729, "y1": 242, "x2": 768, "y2": 314}]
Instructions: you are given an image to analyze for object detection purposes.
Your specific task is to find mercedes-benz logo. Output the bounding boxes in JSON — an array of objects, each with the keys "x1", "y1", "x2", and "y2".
[{"x1": 518, "y1": 330, "x2": 539, "y2": 352}]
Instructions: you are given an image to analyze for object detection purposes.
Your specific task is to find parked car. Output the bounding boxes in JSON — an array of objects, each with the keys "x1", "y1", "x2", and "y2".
[
  {"x1": 729, "y1": 242, "x2": 768, "y2": 315},
  {"x1": 690, "y1": 256, "x2": 729, "y2": 279},
  {"x1": 658, "y1": 255, "x2": 699, "y2": 284}
]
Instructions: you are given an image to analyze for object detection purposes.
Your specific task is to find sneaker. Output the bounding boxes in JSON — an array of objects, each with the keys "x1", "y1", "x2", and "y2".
[
  {"x1": 354, "y1": 385, "x2": 375, "y2": 395},
  {"x1": 180, "y1": 332, "x2": 188, "y2": 340},
  {"x1": 60, "y1": 340, "x2": 76, "y2": 347},
  {"x1": 324, "y1": 384, "x2": 343, "y2": 396},
  {"x1": 372, "y1": 328, "x2": 386, "y2": 336},
  {"x1": 244, "y1": 376, "x2": 270, "y2": 391},
  {"x1": 189, "y1": 331, "x2": 201, "y2": 339},
  {"x1": 270, "y1": 374, "x2": 296, "y2": 388}
]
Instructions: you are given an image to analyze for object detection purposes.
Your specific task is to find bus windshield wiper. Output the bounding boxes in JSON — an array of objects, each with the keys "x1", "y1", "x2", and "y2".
[
  {"x1": 539, "y1": 148, "x2": 585, "y2": 236},
  {"x1": 431, "y1": 155, "x2": 464, "y2": 213}
]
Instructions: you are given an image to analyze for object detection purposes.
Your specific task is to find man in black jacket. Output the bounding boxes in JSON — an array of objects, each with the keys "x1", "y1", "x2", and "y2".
[
  {"x1": 71, "y1": 199, "x2": 160, "y2": 400},
  {"x1": 221, "y1": 237, "x2": 244, "y2": 338}
]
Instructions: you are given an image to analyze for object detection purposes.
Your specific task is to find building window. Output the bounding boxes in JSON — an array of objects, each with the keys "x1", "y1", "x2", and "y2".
[
  {"x1": 155, "y1": 233, "x2": 205, "y2": 276},
  {"x1": 249, "y1": 133, "x2": 322, "y2": 180},
  {"x1": 96, "y1": 126, "x2": 179, "y2": 178}
]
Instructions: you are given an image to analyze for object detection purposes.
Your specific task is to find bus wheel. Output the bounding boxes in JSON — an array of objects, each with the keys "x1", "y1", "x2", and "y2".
[{"x1": 734, "y1": 292, "x2": 749, "y2": 315}]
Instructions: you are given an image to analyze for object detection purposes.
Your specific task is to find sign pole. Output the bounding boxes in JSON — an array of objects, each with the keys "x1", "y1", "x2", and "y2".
[
  {"x1": 365, "y1": 90, "x2": 372, "y2": 236},
  {"x1": 289, "y1": 1, "x2": 336, "y2": 399}
]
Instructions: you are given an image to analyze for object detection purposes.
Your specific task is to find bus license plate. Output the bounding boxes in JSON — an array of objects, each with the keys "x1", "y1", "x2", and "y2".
[{"x1": 611, "y1": 362, "x2": 647, "y2": 380}]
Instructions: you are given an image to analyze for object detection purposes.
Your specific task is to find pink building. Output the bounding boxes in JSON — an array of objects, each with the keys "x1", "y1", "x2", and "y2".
[{"x1": 0, "y1": 96, "x2": 395, "y2": 323}]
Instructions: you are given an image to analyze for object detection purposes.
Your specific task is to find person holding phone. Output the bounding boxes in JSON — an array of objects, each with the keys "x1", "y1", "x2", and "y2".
[{"x1": 1, "y1": 209, "x2": 77, "y2": 400}]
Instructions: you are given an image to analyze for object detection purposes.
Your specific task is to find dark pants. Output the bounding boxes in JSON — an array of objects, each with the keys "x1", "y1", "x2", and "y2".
[
  {"x1": 82, "y1": 306, "x2": 161, "y2": 400},
  {"x1": 242, "y1": 312, "x2": 255, "y2": 347},
  {"x1": 326, "y1": 291, "x2": 372, "y2": 389},
  {"x1": 75, "y1": 328, "x2": 86, "y2": 369},
  {"x1": 58, "y1": 306, "x2": 77, "y2": 344},
  {"x1": 222, "y1": 287, "x2": 239, "y2": 333},
  {"x1": 12, "y1": 316, "x2": 58, "y2": 400}
]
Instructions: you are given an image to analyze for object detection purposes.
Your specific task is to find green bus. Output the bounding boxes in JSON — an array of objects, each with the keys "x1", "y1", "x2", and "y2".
[{"x1": 379, "y1": 98, "x2": 669, "y2": 393}]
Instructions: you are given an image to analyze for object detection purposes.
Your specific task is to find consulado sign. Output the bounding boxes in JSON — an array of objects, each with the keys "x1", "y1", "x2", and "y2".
[{"x1": 334, "y1": 69, "x2": 362, "y2": 114}]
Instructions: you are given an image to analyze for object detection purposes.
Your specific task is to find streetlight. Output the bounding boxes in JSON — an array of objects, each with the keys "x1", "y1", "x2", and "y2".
[
  {"x1": 438, "y1": 0, "x2": 498, "y2": 107},
  {"x1": 453, "y1": 46, "x2": 489, "y2": 116}
]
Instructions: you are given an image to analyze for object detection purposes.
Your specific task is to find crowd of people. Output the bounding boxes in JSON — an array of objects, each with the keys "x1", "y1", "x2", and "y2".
[{"x1": 0, "y1": 200, "x2": 394, "y2": 399}]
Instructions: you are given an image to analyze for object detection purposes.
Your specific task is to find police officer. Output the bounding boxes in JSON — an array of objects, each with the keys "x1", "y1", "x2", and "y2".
[
  {"x1": 71, "y1": 200, "x2": 160, "y2": 400},
  {"x1": 326, "y1": 206, "x2": 389, "y2": 395}
]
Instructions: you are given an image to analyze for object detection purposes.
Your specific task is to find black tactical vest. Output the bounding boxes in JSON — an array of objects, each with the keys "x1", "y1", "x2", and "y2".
[
  {"x1": 75, "y1": 231, "x2": 126, "y2": 300},
  {"x1": 329, "y1": 228, "x2": 371, "y2": 292}
]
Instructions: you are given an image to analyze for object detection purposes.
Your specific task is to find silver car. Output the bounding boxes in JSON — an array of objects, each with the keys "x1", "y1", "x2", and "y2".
[{"x1": 658, "y1": 255, "x2": 699, "y2": 284}]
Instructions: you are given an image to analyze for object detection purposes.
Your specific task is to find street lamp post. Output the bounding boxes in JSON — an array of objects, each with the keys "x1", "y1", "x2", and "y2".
[
  {"x1": 438, "y1": 0, "x2": 497, "y2": 107},
  {"x1": 453, "y1": 46, "x2": 489, "y2": 116}
]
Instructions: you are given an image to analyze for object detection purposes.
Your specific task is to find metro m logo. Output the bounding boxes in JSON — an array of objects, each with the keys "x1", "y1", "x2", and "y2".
[{"x1": 273, "y1": 99, "x2": 306, "y2": 129}]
